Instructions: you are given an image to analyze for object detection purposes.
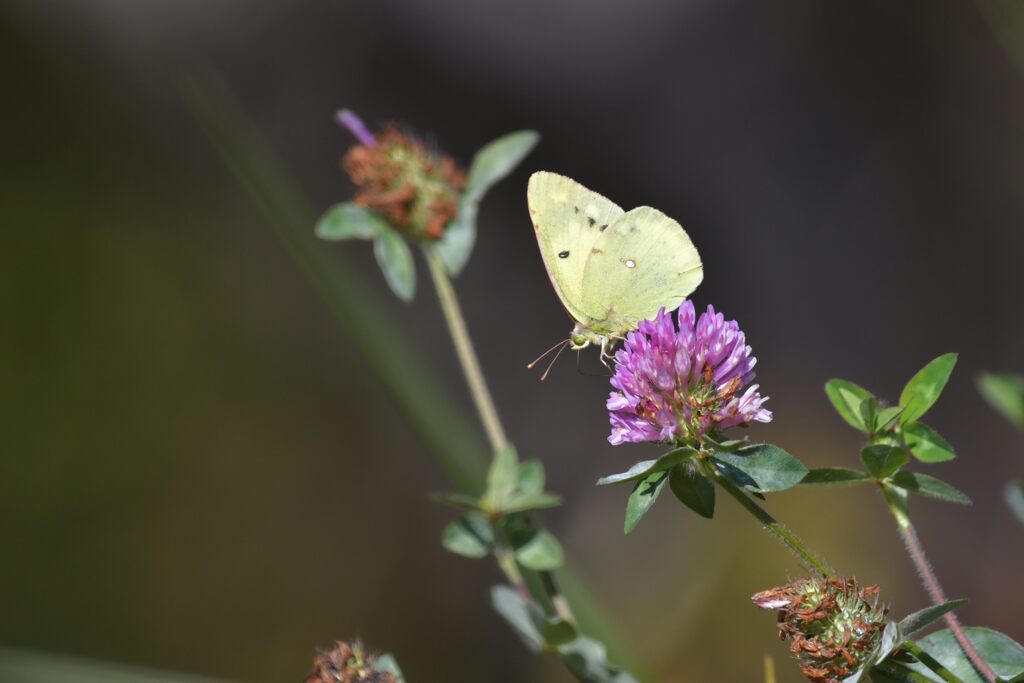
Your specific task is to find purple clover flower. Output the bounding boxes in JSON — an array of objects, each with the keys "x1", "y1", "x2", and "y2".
[
  {"x1": 335, "y1": 108, "x2": 377, "y2": 147},
  {"x1": 607, "y1": 302, "x2": 772, "y2": 446}
]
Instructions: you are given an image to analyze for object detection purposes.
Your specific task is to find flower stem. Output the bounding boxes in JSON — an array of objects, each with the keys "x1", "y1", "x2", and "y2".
[
  {"x1": 881, "y1": 486, "x2": 997, "y2": 683},
  {"x1": 709, "y1": 466, "x2": 835, "y2": 578},
  {"x1": 425, "y1": 248, "x2": 509, "y2": 454},
  {"x1": 424, "y1": 247, "x2": 579, "y2": 629}
]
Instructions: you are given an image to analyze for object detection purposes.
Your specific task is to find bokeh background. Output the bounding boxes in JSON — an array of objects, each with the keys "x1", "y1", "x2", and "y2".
[{"x1": 3, "y1": 1, "x2": 1023, "y2": 681}]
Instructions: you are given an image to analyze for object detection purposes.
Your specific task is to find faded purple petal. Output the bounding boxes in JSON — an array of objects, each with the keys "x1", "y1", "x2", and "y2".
[{"x1": 336, "y1": 109, "x2": 377, "y2": 147}]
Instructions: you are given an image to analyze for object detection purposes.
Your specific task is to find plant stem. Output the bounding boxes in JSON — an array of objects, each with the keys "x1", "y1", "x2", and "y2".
[
  {"x1": 901, "y1": 641, "x2": 964, "y2": 683},
  {"x1": 425, "y1": 248, "x2": 581, "y2": 633},
  {"x1": 881, "y1": 486, "x2": 996, "y2": 683},
  {"x1": 425, "y1": 248, "x2": 509, "y2": 454},
  {"x1": 709, "y1": 466, "x2": 835, "y2": 578}
]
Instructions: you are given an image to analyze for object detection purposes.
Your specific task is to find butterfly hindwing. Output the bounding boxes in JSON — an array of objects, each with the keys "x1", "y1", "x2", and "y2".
[
  {"x1": 528, "y1": 172, "x2": 624, "y2": 323},
  {"x1": 578, "y1": 206, "x2": 703, "y2": 336}
]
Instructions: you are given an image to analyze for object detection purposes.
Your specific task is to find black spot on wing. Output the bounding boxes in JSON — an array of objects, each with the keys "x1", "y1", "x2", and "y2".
[
  {"x1": 587, "y1": 217, "x2": 596, "y2": 227},
  {"x1": 599, "y1": 224, "x2": 608, "y2": 231},
  {"x1": 558, "y1": 250, "x2": 570, "y2": 259}
]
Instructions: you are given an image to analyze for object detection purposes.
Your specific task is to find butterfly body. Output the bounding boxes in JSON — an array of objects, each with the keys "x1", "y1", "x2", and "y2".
[{"x1": 527, "y1": 171, "x2": 703, "y2": 362}]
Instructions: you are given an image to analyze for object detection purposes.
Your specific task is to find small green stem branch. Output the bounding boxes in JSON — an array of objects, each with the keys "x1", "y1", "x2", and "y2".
[
  {"x1": 709, "y1": 466, "x2": 835, "y2": 578},
  {"x1": 881, "y1": 488, "x2": 997, "y2": 683},
  {"x1": 425, "y1": 248, "x2": 509, "y2": 454}
]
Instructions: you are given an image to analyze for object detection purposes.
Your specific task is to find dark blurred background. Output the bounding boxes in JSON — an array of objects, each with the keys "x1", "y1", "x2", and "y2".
[{"x1": 3, "y1": 1, "x2": 1023, "y2": 681}]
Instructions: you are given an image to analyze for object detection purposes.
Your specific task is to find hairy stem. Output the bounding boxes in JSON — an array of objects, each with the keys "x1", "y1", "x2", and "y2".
[
  {"x1": 425, "y1": 248, "x2": 509, "y2": 454},
  {"x1": 709, "y1": 466, "x2": 835, "y2": 578},
  {"x1": 882, "y1": 487, "x2": 997, "y2": 683}
]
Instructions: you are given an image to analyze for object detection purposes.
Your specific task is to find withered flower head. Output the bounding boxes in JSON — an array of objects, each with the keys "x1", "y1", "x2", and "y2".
[
  {"x1": 752, "y1": 577, "x2": 888, "y2": 683},
  {"x1": 306, "y1": 640, "x2": 396, "y2": 683},
  {"x1": 338, "y1": 110, "x2": 465, "y2": 242}
]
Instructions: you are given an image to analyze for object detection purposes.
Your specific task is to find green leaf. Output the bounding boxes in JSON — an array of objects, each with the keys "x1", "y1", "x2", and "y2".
[
  {"x1": 540, "y1": 617, "x2": 577, "y2": 648},
  {"x1": 491, "y1": 585, "x2": 543, "y2": 652},
  {"x1": 897, "y1": 598, "x2": 967, "y2": 639},
  {"x1": 596, "y1": 447, "x2": 697, "y2": 486},
  {"x1": 876, "y1": 405, "x2": 905, "y2": 432},
  {"x1": 861, "y1": 445, "x2": 909, "y2": 479},
  {"x1": 712, "y1": 443, "x2": 808, "y2": 492},
  {"x1": 431, "y1": 206, "x2": 477, "y2": 277},
  {"x1": 668, "y1": 466, "x2": 715, "y2": 518},
  {"x1": 825, "y1": 378, "x2": 875, "y2": 432},
  {"x1": 890, "y1": 472, "x2": 971, "y2": 505},
  {"x1": 502, "y1": 492, "x2": 562, "y2": 514},
  {"x1": 899, "y1": 353, "x2": 958, "y2": 425},
  {"x1": 977, "y1": 371, "x2": 1024, "y2": 428},
  {"x1": 373, "y1": 227, "x2": 415, "y2": 301},
  {"x1": 430, "y1": 492, "x2": 482, "y2": 511},
  {"x1": 433, "y1": 130, "x2": 540, "y2": 276},
  {"x1": 801, "y1": 467, "x2": 873, "y2": 486},
  {"x1": 515, "y1": 530, "x2": 564, "y2": 570},
  {"x1": 860, "y1": 396, "x2": 879, "y2": 433},
  {"x1": 372, "y1": 655, "x2": 405, "y2": 683},
  {"x1": 441, "y1": 513, "x2": 493, "y2": 558},
  {"x1": 517, "y1": 460, "x2": 545, "y2": 495},
  {"x1": 463, "y1": 130, "x2": 540, "y2": 205},
  {"x1": 903, "y1": 422, "x2": 956, "y2": 463},
  {"x1": 909, "y1": 627, "x2": 1024, "y2": 682},
  {"x1": 483, "y1": 444, "x2": 520, "y2": 510},
  {"x1": 624, "y1": 470, "x2": 669, "y2": 534},
  {"x1": 314, "y1": 202, "x2": 387, "y2": 241},
  {"x1": 1005, "y1": 480, "x2": 1024, "y2": 527}
]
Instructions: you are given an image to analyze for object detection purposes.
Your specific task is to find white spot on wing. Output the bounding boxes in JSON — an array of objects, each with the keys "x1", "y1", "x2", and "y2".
[{"x1": 623, "y1": 259, "x2": 636, "y2": 269}]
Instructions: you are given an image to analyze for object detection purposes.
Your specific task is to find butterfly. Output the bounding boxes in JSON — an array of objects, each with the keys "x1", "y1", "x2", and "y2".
[{"x1": 527, "y1": 171, "x2": 703, "y2": 375}]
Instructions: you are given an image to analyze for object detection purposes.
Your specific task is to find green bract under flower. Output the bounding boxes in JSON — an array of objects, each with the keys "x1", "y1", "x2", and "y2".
[
  {"x1": 752, "y1": 577, "x2": 888, "y2": 683},
  {"x1": 343, "y1": 126, "x2": 465, "y2": 242}
]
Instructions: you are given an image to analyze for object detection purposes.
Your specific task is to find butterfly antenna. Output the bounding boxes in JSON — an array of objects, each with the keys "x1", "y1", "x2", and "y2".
[
  {"x1": 528, "y1": 338, "x2": 570, "y2": 370},
  {"x1": 540, "y1": 339, "x2": 571, "y2": 381}
]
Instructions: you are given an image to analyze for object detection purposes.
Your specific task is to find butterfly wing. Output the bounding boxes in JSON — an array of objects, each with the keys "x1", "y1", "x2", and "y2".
[
  {"x1": 527, "y1": 172, "x2": 625, "y2": 324},
  {"x1": 577, "y1": 206, "x2": 703, "y2": 336}
]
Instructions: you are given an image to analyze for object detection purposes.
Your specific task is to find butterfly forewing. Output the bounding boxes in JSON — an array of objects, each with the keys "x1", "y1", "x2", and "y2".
[
  {"x1": 528, "y1": 172, "x2": 624, "y2": 324},
  {"x1": 578, "y1": 206, "x2": 703, "y2": 335}
]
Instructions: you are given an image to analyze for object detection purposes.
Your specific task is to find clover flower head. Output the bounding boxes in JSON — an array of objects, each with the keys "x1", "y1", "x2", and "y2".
[
  {"x1": 753, "y1": 577, "x2": 888, "y2": 683},
  {"x1": 306, "y1": 640, "x2": 396, "y2": 683},
  {"x1": 607, "y1": 302, "x2": 772, "y2": 446},
  {"x1": 338, "y1": 110, "x2": 465, "y2": 241}
]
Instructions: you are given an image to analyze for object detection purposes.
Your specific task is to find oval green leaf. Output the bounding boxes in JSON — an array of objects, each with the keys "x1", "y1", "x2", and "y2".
[
  {"x1": 903, "y1": 422, "x2": 956, "y2": 463},
  {"x1": 315, "y1": 202, "x2": 388, "y2": 241},
  {"x1": 373, "y1": 228, "x2": 415, "y2": 301},
  {"x1": 463, "y1": 130, "x2": 540, "y2": 204},
  {"x1": 897, "y1": 598, "x2": 967, "y2": 639},
  {"x1": 713, "y1": 443, "x2": 808, "y2": 492},
  {"x1": 977, "y1": 371, "x2": 1024, "y2": 428},
  {"x1": 668, "y1": 466, "x2": 715, "y2": 518},
  {"x1": 441, "y1": 514, "x2": 493, "y2": 558},
  {"x1": 909, "y1": 627, "x2": 1024, "y2": 682},
  {"x1": 515, "y1": 530, "x2": 564, "y2": 570},
  {"x1": 889, "y1": 472, "x2": 971, "y2": 505},
  {"x1": 860, "y1": 445, "x2": 909, "y2": 479},
  {"x1": 596, "y1": 447, "x2": 696, "y2": 487},
  {"x1": 624, "y1": 470, "x2": 669, "y2": 534},
  {"x1": 825, "y1": 379, "x2": 875, "y2": 432},
  {"x1": 800, "y1": 467, "x2": 872, "y2": 486},
  {"x1": 899, "y1": 353, "x2": 957, "y2": 425}
]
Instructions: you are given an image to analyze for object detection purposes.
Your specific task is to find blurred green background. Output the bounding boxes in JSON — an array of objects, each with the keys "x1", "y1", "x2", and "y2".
[{"x1": 2, "y1": 1, "x2": 1023, "y2": 681}]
